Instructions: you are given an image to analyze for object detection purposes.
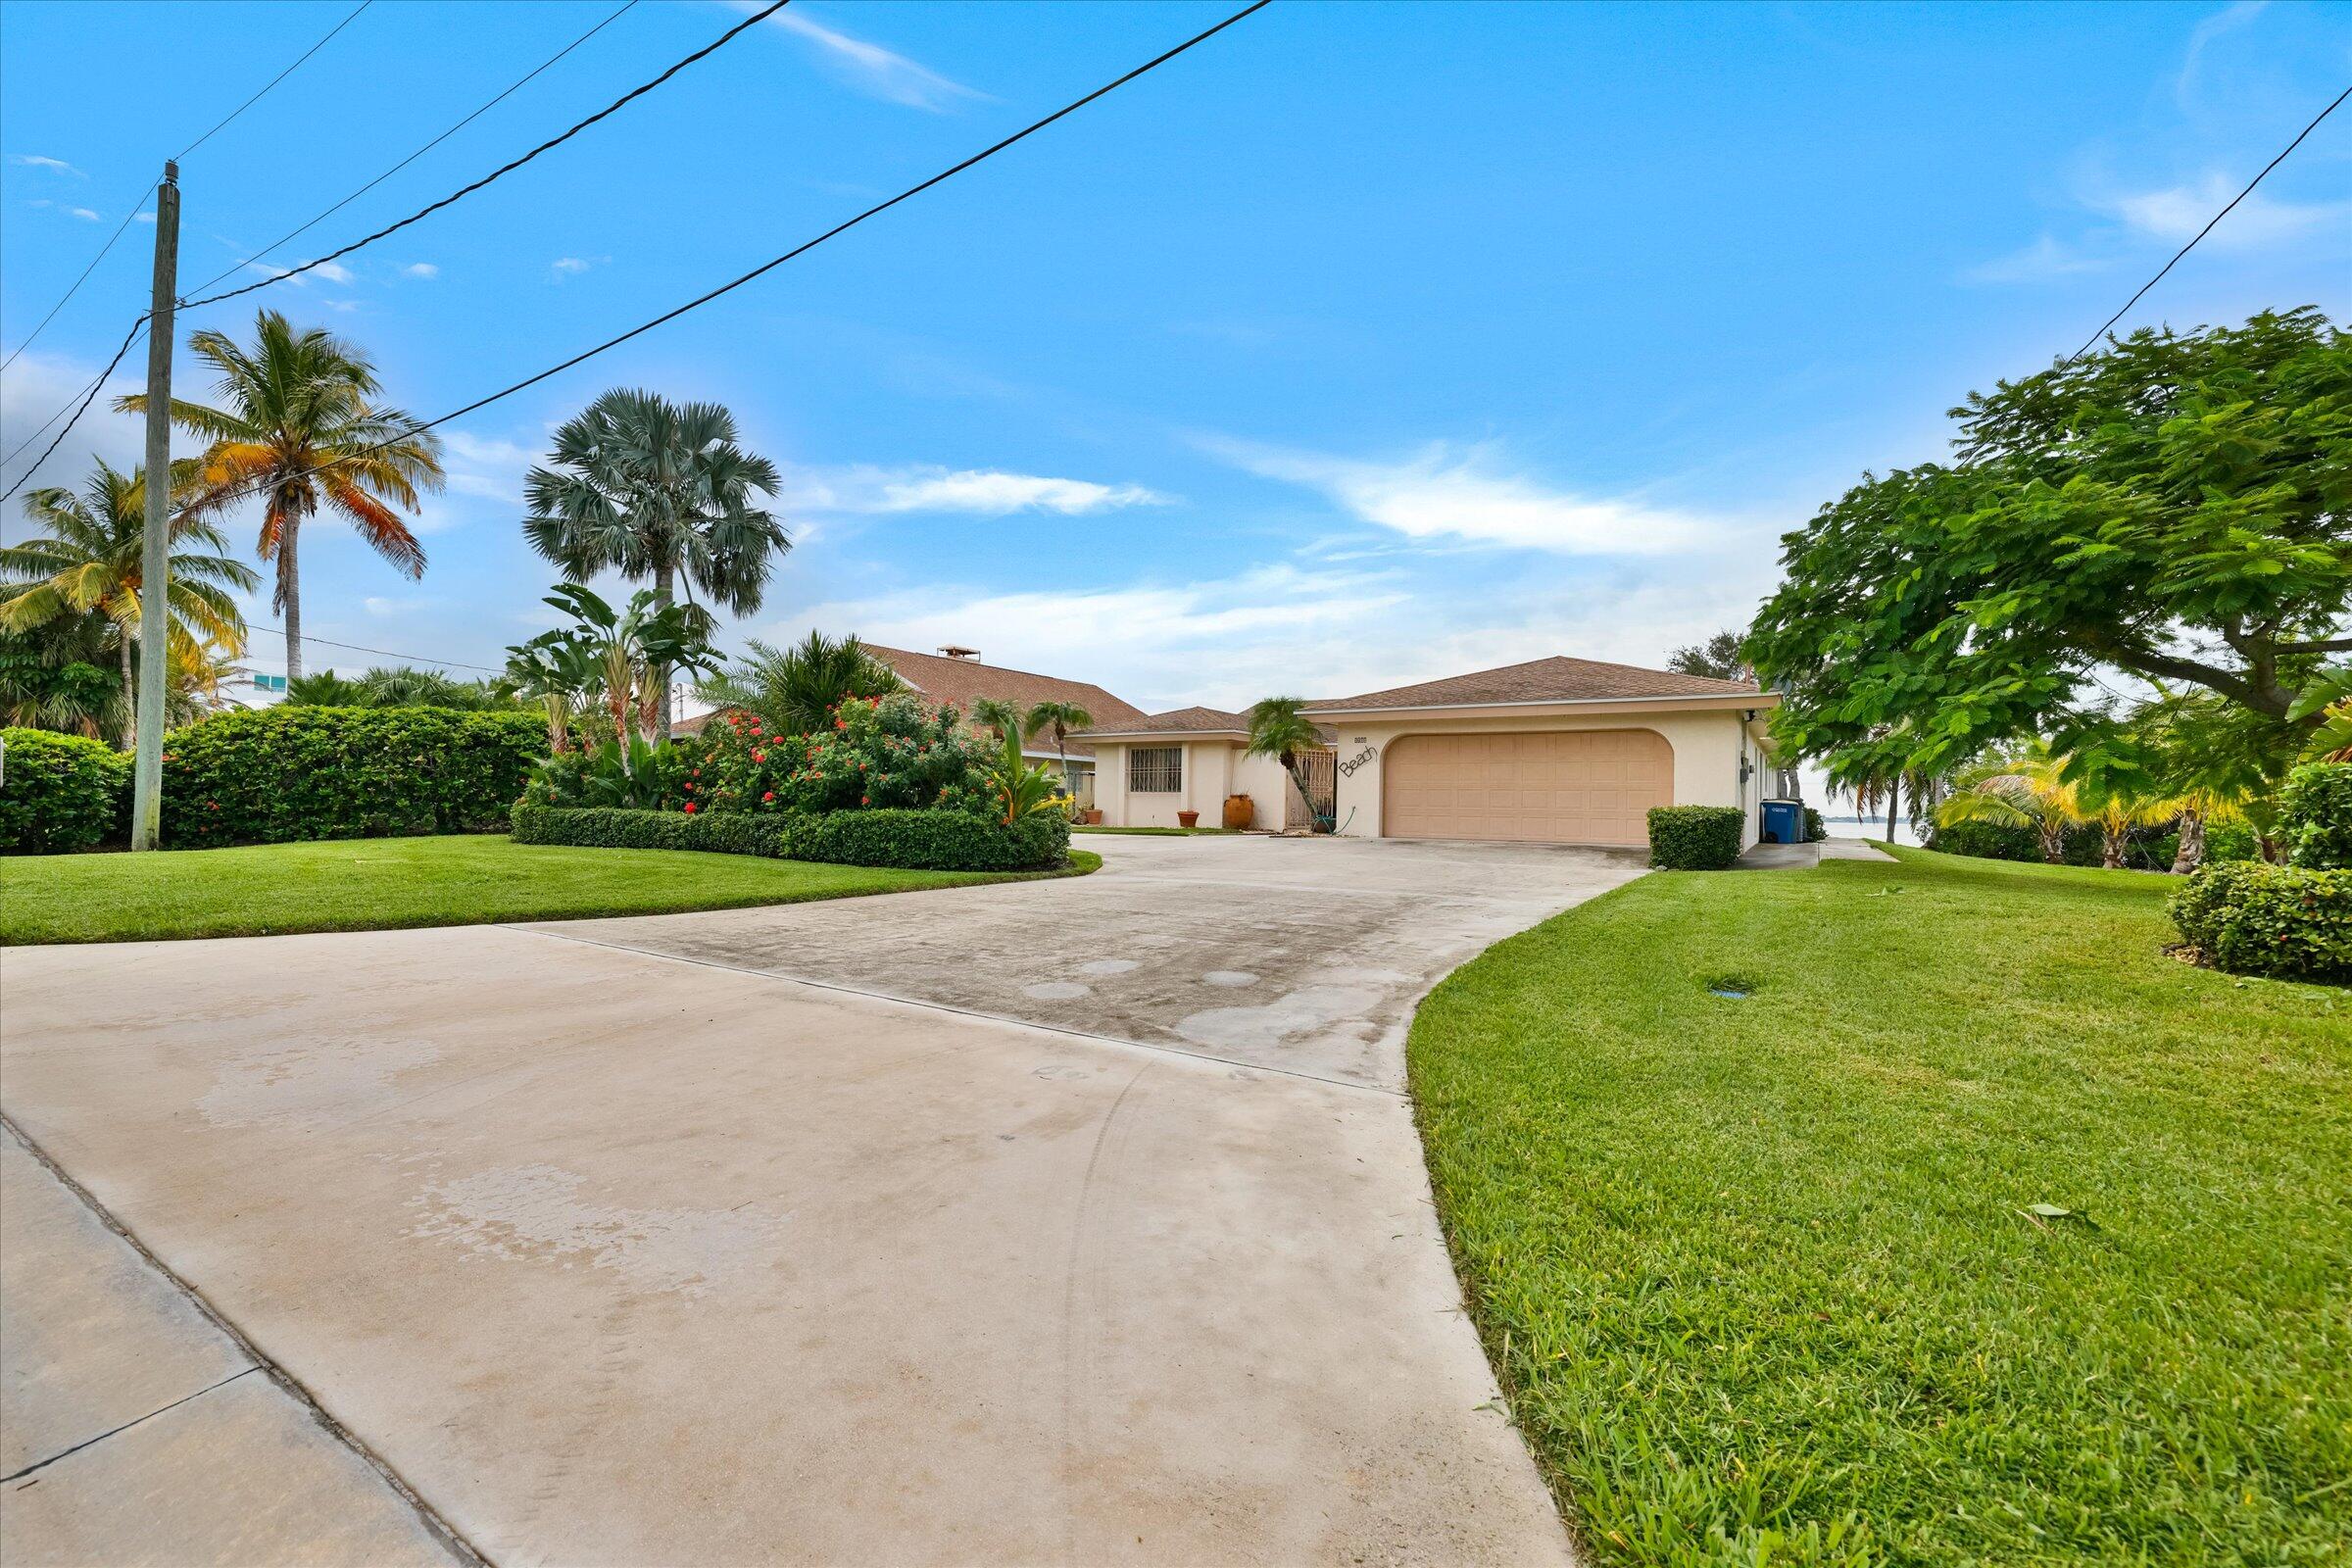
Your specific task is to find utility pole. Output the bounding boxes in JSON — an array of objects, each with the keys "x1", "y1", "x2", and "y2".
[{"x1": 129, "y1": 162, "x2": 179, "y2": 852}]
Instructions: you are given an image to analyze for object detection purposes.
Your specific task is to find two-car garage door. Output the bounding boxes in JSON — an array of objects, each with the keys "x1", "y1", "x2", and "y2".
[{"x1": 1382, "y1": 729, "x2": 1672, "y2": 847}]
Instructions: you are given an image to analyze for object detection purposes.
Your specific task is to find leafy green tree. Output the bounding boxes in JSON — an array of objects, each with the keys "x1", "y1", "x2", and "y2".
[
  {"x1": 697, "y1": 630, "x2": 901, "y2": 738},
  {"x1": 0, "y1": 458, "x2": 256, "y2": 745},
  {"x1": 521, "y1": 390, "x2": 787, "y2": 739},
  {"x1": 120, "y1": 310, "x2": 444, "y2": 681},
  {"x1": 1666, "y1": 629, "x2": 1749, "y2": 682},
  {"x1": 1023, "y1": 700, "x2": 1093, "y2": 800},
  {"x1": 1246, "y1": 696, "x2": 1326, "y2": 826},
  {"x1": 503, "y1": 636, "x2": 605, "y2": 756},
  {"x1": 1749, "y1": 308, "x2": 2350, "y2": 790},
  {"x1": 512, "y1": 583, "x2": 719, "y2": 751},
  {"x1": 0, "y1": 626, "x2": 119, "y2": 737}
]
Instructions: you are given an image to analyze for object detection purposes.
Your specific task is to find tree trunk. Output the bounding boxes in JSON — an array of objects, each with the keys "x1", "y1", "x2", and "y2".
[
  {"x1": 652, "y1": 561, "x2": 673, "y2": 744},
  {"x1": 1886, "y1": 775, "x2": 1899, "y2": 844},
  {"x1": 2170, "y1": 810, "x2": 2205, "y2": 875},
  {"x1": 280, "y1": 522, "x2": 303, "y2": 681},
  {"x1": 117, "y1": 625, "x2": 136, "y2": 751},
  {"x1": 2102, "y1": 827, "x2": 2125, "y2": 870},
  {"x1": 2039, "y1": 821, "x2": 2065, "y2": 863}
]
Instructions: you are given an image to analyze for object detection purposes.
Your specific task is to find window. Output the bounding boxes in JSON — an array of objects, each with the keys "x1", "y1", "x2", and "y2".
[{"x1": 1129, "y1": 746, "x2": 1182, "y2": 794}]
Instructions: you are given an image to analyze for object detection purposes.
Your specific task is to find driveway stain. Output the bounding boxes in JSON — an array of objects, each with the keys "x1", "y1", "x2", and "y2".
[
  {"x1": 408, "y1": 1164, "x2": 784, "y2": 1298},
  {"x1": 199, "y1": 1039, "x2": 443, "y2": 1133}
]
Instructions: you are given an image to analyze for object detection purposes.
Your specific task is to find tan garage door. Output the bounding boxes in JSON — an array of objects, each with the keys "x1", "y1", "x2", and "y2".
[{"x1": 1383, "y1": 730, "x2": 1672, "y2": 846}]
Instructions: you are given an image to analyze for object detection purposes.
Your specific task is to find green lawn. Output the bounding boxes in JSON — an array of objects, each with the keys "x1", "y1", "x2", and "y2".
[
  {"x1": 3, "y1": 835, "x2": 1100, "y2": 944},
  {"x1": 1408, "y1": 846, "x2": 2349, "y2": 1568}
]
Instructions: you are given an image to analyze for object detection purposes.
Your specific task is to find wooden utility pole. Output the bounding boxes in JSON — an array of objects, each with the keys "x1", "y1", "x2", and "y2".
[{"x1": 129, "y1": 162, "x2": 179, "y2": 852}]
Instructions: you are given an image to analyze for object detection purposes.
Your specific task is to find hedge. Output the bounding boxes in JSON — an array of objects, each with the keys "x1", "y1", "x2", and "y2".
[
  {"x1": 2280, "y1": 762, "x2": 2352, "y2": 870},
  {"x1": 510, "y1": 802, "x2": 788, "y2": 858},
  {"x1": 1802, "y1": 807, "x2": 1827, "y2": 844},
  {"x1": 786, "y1": 807, "x2": 1069, "y2": 872},
  {"x1": 2169, "y1": 860, "x2": 2351, "y2": 981},
  {"x1": 511, "y1": 802, "x2": 1071, "y2": 873},
  {"x1": 0, "y1": 728, "x2": 131, "y2": 854},
  {"x1": 1646, "y1": 805, "x2": 1744, "y2": 870},
  {"x1": 162, "y1": 707, "x2": 546, "y2": 847}
]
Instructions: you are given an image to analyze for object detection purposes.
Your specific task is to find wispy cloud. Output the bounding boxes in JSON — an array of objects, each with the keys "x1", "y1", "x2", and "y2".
[
  {"x1": 65, "y1": 206, "x2": 99, "y2": 222},
  {"x1": 740, "y1": 4, "x2": 986, "y2": 113},
  {"x1": 11, "y1": 154, "x2": 83, "y2": 176},
  {"x1": 1203, "y1": 437, "x2": 1722, "y2": 556},
  {"x1": 787, "y1": 463, "x2": 1168, "y2": 517},
  {"x1": 550, "y1": 256, "x2": 600, "y2": 280},
  {"x1": 2176, "y1": 1, "x2": 2269, "y2": 108},
  {"x1": 1965, "y1": 232, "x2": 2118, "y2": 285},
  {"x1": 440, "y1": 429, "x2": 538, "y2": 503},
  {"x1": 401, "y1": 262, "x2": 438, "y2": 279},
  {"x1": 1967, "y1": 173, "x2": 2351, "y2": 284},
  {"x1": 312, "y1": 260, "x2": 355, "y2": 284},
  {"x1": 26, "y1": 198, "x2": 100, "y2": 221}
]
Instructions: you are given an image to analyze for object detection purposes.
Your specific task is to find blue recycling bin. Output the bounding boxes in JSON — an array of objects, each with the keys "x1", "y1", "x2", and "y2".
[{"x1": 1761, "y1": 800, "x2": 1803, "y2": 845}]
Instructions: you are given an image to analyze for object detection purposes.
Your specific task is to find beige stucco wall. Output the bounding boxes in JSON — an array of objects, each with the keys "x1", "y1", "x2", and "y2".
[
  {"x1": 1320, "y1": 704, "x2": 1775, "y2": 849},
  {"x1": 1093, "y1": 738, "x2": 1256, "y2": 828}
]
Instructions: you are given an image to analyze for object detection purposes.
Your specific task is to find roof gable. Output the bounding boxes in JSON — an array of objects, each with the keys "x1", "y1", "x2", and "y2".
[{"x1": 1306, "y1": 655, "x2": 1761, "y2": 712}]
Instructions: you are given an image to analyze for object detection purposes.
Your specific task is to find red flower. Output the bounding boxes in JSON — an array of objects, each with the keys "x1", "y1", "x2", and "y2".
[
  {"x1": 682, "y1": 802, "x2": 699, "y2": 814},
  {"x1": 761, "y1": 791, "x2": 775, "y2": 803},
  {"x1": 860, "y1": 795, "x2": 870, "y2": 806},
  {"x1": 684, "y1": 781, "x2": 696, "y2": 792},
  {"x1": 752, "y1": 750, "x2": 765, "y2": 762}
]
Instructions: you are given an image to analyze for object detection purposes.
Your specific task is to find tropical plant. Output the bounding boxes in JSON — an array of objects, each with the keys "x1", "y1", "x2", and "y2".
[
  {"x1": 1936, "y1": 741, "x2": 2084, "y2": 865},
  {"x1": 521, "y1": 389, "x2": 787, "y2": 738},
  {"x1": 697, "y1": 630, "x2": 900, "y2": 738},
  {"x1": 1246, "y1": 696, "x2": 1326, "y2": 823},
  {"x1": 701, "y1": 693, "x2": 986, "y2": 817},
  {"x1": 283, "y1": 670, "x2": 366, "y2": 707},
  {"x1": 967, "y1": 696, "x2": 1024, "y2": 743},
  {"x1": 980, "y1": 728, "x2": 1062, "y2": 826},
  {"x1": 119, "y1": 310, "x2": 444, "y2": 680},
  {"x1": 1023, "y1": 701, "x2": 1093, "y2": 800},
  {"x1": 514, "y1": 584, "x2": 720, "y2": 755},
  {"x1": 2289, "y1": 665, "x2": 2352, "y2": 765},
  {"x1": 503, "y1": 636, "x2": 604, "y2": 756},
  {"x1": 0, "y1": 457, "x2": 256, "y2": 745},
  {"x1": 1750, "y1": 308, "x2": 2352, "y2": 789},
  {"x1": 0, "y1": 625, "x2": 122, "y2": 739}
]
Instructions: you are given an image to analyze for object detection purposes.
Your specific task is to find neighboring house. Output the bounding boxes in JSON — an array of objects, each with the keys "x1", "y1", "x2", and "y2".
[
  {"x1": 1086, "y1": 655, "x2": 1780, "y2": 849},
  {"x1": 679, "y1": 644, "x2": 1145, "y2": 806}
]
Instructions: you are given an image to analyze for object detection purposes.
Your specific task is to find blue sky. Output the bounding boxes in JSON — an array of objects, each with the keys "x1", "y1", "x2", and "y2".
[{"x1": 3, "y1": 0, "x2": 2348, "y2": 716}]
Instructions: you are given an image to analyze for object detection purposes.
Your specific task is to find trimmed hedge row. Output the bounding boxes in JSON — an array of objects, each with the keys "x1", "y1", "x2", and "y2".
[
  {"x1": 2170, "y1": 861, "x2": 2351, "y2": 981},
  {"x1": 510, "y1": 802, "x2": 1071, "y2": 872},
  {"x1": 162, "y1": 707, "x2": 545, "y2": 847},
  {"x1": 0, "y1": 728, "x2": 130, "y2": 854},
  {"x1": 1647, "y1": 805, "x2": 1744, "y2": 870}
]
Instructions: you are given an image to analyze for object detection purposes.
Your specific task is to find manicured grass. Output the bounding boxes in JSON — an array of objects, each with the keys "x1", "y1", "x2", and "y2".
[
  {"x1": 3, "y1": 835, "x2": 1101, "y2": 944},
  {"x1": 1408, "y1": 846, "x2": 2349, "y2": 1567}
]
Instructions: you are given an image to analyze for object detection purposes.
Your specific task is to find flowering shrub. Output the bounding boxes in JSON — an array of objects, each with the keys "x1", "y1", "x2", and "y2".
[
  {"x1": 2170, "y1": 860, "x2": 2351, "y2": 981},
  {"x1": 0, "y1": 728, "x2": 130, "y2": 854},
  {"x1": 695, "y1": 694, "x2": 987, "y2": 817}
]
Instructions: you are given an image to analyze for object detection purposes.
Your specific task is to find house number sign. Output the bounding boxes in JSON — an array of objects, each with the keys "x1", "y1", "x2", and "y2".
[{"x1": 1338, "y1": 745, "x2": 1378, "y2": 777}]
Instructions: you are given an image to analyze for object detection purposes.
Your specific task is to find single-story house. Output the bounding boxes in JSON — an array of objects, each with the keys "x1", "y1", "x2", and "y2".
[
  {"x1": 678, "y1": 644, "x2": 1144, "y2": 806},
  {"x1": 1086, "y1": 655, "x2": 1782, "y2": 848}
]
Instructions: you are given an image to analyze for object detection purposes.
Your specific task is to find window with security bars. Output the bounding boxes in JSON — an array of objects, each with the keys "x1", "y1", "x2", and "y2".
[{"x1": 1129, "y1": 746, "x2": 1182, "y2": 794}]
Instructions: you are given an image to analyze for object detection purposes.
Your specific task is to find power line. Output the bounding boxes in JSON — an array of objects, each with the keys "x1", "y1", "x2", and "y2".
[
  {"x1": 181, "y1": 0, "x2": 787, "y2": 310},
  {"x1": 2067, "y1": 82, "x2": 2351, "y2": 364},
  {"x1": 248, "y1": 623, "x2": 504, "y2": 674},
  {"x1": 180, "y1": 1, "x2": 642, "y2": 300},
  {"x1": 0, "y1": 316, "x2": 149, "y2": 501},
  {"x1": 175, "y1": 1, "x2": 375, "y2": 161},
  {"x1": 0, "y1": 185, "x2": 155, "y2": 375}
]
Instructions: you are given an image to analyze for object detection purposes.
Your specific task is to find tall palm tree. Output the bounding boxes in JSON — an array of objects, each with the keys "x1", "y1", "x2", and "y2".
[
  {"x1": 697, "y1": 630, "x2": 901, "y2": 737},
  {"x1": 118, "y1": 310, "x2": 444, "y2": 681},
  {"x1": 968, "y1": 696, "x2": 1023, "y2": 743},
  {"x1": 1023, "y1": 700, "x2": 1094, "y2": 800},
  {"x1": 522, "y1": 389, "x2": 787, "y2": 739},
  {"x1": 1246, "y1": 696, "x2": 1326, "y2": 829},
  {"x1": 0, "y1": 458, "x2": 257, "y2": 746}
]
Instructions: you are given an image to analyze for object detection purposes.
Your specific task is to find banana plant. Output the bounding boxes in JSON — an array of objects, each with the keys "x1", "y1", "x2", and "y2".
[
  {"x1": 981, "y1": 729, "x2": 1061, "y2": 826},
  {"x1": 523, "y1": 583, "x2": 721, "y2": 751}
]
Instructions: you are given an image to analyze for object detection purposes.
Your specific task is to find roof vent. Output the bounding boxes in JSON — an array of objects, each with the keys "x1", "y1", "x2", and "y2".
[{"x1": 938, "y1": 645, "x2": 981, "y2": 662}]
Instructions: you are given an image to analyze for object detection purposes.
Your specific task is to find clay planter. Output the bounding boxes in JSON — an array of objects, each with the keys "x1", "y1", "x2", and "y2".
[
  {"x1": 1079, "y1": 808, "x2": 1102, "y2": 825},
  {"x1": 1222, "y1": 794, "x2": 1254, "y2": 830},
  {"x1": 1177, "y1": 809, "x2": 1200, "y2": 829}
]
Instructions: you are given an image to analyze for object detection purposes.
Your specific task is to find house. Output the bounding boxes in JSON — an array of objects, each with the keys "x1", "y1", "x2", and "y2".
[
  {"x1": 1085, "y1": 655, "x2": 1780, "y2": 848},
  {"x1": 680, "y1": 644, "x2": 1145, "y2": 806}
]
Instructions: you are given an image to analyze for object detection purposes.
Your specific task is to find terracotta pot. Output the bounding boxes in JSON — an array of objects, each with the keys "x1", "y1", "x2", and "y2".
[
  {"x1": 1222, "y1": 794, "x2": 1254, "y2": 830},
  {"x1": 1177, "y1": 809, "x2": 1200, "y2": 829},
  {"x1": 1079, "y1": 808, "x2": 1102, "y2": 825}
]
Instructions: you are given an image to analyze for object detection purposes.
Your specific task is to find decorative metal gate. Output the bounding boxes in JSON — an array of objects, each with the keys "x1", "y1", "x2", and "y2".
[{"x1": 1296, "y1": 749, "x2": 1337, "y2": 832}]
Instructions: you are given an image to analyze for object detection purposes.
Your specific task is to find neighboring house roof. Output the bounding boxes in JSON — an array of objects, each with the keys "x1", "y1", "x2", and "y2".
[
  {"x1": 1303, "y1": 655, "x2": 1766, "y2": 714},
  {"x1": 864, "y1": 644, "x2": 1145, "y2": 760},
  {"x1": 671, "y1": 709, "x2": 732, "y2": 738},
  {"x1": 1082, "y1": 707, "x2": 1337, "y2": 745}
]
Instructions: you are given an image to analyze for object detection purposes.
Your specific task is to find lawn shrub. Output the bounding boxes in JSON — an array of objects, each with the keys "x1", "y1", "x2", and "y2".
[
  {"x1": 2279, "y1": 761, "x2": 2352, "y2": 869},
  {"x1": 1926, "y1": 818, "x2": 2044, "y2": 861},
  {"x1": 786, "y1": 807, "x2": 1069, "y2": 871},
  {"x1": 1646, "y1": 805, "x2": 1743, "y2": 869},
  {"x1": 510, "y1": 802, "x2": 788, "y2": 857},
  {"x1": 696, "y1": 695, "x2": 987, "y2": 815},
  {"x1": 523, "y1": 733, "x2": 699, "y2": 812},
  {"x1": 2169, "y1": 859, "x2": 2352, "y2": 980},
  {"x1": 0, "y1": 728, "x2": 130, "y2": 853},
  {"x1": 1802, "y1": 806, "x2": 1827, "y2": 843},
  {"x1": 160, "y1": 706, "x2": 545, "y2": 846}
]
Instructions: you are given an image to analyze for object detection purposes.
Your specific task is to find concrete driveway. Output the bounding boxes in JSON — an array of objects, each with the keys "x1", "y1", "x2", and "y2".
[{"x1": 2, "y1": 833, "x2": 1642, "y2": 1565}]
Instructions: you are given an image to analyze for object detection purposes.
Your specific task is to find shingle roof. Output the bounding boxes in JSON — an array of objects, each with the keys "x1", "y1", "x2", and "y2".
[
  {"x1": 863, "y1": 645, "x2": 1145, "y2": 760},
  {"x1": 1305, "y1": 655, "x2": 1763, "y2": 713},
  {"x1": 1082, "y1": 707, "x2": 1338, "y2": 745}
]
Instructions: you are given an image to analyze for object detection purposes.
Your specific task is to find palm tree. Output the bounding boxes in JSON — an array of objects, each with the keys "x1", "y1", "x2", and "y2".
[
  {"x1": 968, "y1": 696, "x2": 1023, "y2": 743},
  {"x1": 522, "y1": 389, "x2": 787, "y2": 739},
  {"x1": 284, "y1": 670, "x2": 367, "y2": 707},
  {"x1": 1246, "y1": 696, "x2": 1326, "y2": 830},
  {"x1": 697, "y1": 630, "x2": 901, "y2": 737},
  {"x1": 0, "y1": 624, "x2": 119, "y2": 737},
  {"x1": 515, "y1": 583, "x2": 720, "y2": 747},
  {"x1": 1936, "y1": 740, "x2": 2083, "y2": 863},
  {"x1": 119, "y1": 310, "x2": 444, "y2": 682},
  {"x1": 1023, "y1": 701, "x2": 1093, "y2": 800},
  {"x1": 0, "y1": 458, "x2": 256, "y2": 745}
]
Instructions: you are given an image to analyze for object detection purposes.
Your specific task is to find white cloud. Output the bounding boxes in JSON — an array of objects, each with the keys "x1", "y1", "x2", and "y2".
[
  {"x1": 134, "y1": 212, "x2": 155, "y2": 224},
  {"x1": 786, "y1": 463, "x2": 1168, "y2": 516},
  {"x1": 1203, "y1": 437, "x2": 1723, "y2": 555},
  {"x1": 2094, "y1": 174, "x2": 2349, "y2": 249},
  {"x1": 401, "y1": 262, "x2": 438, "y2": 279},
  {"x1": 0, "y1": 348, "x2": 144, "y2": 505},
  {"x1": 739, "y1": 4, "x2": 986, "y2": 113},
  {"x1": 364, "y1": 596, "x2": 434, "y2": 617},
  {"x1": 551, "y1": 256, "x2": 594, "y2": 279},
  {"x1": 311, "y1": 260, "x2": 355, "y2": 284},
  {"x1": 64, "y1": 206, "x2": 100, "y2": 222},
  {"x1": 439, "y1": 429, "x2": 538, "y2": 503},
  {"x1": 2177, "y1": 1, "x2": 2269, "y2": 107},
  {"x1": 1964, "y1": 232, "x2": 2116, "y2": 284},
  {"x1": 11, "y1": 155, "x2": 82, "y2": 176}
]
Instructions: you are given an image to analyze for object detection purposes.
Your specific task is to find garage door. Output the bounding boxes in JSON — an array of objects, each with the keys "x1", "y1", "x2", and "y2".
[{"x1": 1382, "y1": 730, "x2": 1672, "y2": 846}]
